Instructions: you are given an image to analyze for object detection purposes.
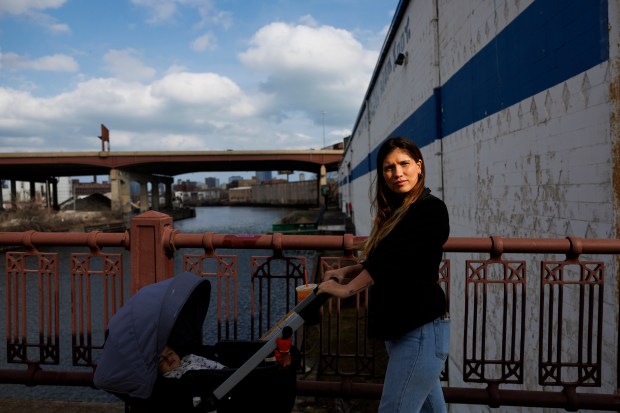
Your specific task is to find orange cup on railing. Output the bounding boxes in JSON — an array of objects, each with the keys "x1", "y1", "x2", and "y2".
[{"x1": 296, "y1": 283, "x2": 317, "y2": 301}]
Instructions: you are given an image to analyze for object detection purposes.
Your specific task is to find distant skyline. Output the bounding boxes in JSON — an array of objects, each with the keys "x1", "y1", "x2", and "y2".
[
  {"x1": 178, "y1": 169, "x2": 314, "y2": 184},
  {"x1": 0, "y1": 0, "x2": 394, "y2": 161}
]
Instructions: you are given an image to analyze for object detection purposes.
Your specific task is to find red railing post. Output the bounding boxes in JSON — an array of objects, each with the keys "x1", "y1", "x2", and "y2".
[{"x1": 130, "y1": 211, "x2": 174, "y2": 294}]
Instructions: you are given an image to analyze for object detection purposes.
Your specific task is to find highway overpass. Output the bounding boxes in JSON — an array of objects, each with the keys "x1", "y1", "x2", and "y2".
[
  {"x1": 0, "y1": 149, "x2": 344, "y2": 216},
  {"x1": 0, "y1": 150, "x2": 343, "y2": 180}
]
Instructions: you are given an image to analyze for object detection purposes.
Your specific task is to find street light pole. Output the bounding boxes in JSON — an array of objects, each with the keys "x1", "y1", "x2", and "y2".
[{"x1": 321, "y1": 110, "x2": 326, "y2": 149}]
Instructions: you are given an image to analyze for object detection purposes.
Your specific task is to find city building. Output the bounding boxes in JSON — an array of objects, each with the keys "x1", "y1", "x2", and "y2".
[
  {"x1": 228, "y1": 186, "x2": 252, "y2": 204},
  {"x1": 255, "y1": 171, "x2": 272, "y2": 184},
  {"x1": 204, "y1": 177, "x2": 219, "y2": 189},
  {"x1": 72, "y1": 180, "x2": 111, "y2": 197}
]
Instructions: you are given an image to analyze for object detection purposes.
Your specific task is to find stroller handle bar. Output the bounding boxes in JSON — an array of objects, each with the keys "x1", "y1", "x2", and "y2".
[
  {"x1": 204, "y1": 288, "x2": 330, "y2": 412},
  {"x1": 261, "y1": 285, "x2": 329, "y2": 342}
]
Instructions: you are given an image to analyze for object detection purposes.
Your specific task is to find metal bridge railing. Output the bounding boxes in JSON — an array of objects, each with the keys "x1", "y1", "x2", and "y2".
[{"x1": 1, "y1": 211, "x2": 619, "y2": 410}]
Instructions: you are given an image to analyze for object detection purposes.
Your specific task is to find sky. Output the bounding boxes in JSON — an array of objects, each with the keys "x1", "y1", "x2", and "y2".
[{"x1": 0, "y1": 0, "x2": 395, "y2": 167}]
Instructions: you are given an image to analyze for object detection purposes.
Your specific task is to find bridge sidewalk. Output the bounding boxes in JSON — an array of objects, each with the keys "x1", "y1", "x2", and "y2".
[
  {"x1": 0, "y1": 397, "x2": 312, "y2": 412},
  {"x1": 0, "y1": 398, "x2": 124, "y2": 413}
]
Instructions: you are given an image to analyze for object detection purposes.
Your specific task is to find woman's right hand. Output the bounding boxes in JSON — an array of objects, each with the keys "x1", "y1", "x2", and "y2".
[
  {"x1": 318, "y1": 268, "x2": 373, "y2": 299},
  {"x1": 322, "y1": 263, "x2": 364, "y2": 283},
  {"x1": 323, "y1": 267, "x2": 346, "y2": 283}
]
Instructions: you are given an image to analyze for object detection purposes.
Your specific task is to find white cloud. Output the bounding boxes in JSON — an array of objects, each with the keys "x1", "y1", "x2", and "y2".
[
  {"x1": 192, "y1": 0, "x2": 231, "y2": 30},
  {"x1": 238, "y1": 21, "x2": 377, "y2": 123},
  {"x1": 0, "y1": 0, "x2": 70, "y2": 33},
  {"x1": 156, "y1": 133, "x2": 204, "y2": 149},
  {"x1": 0, "y1": 70, "x2": 261, "y2": 152},
  {"x1": 151, "y1": 72, "x2": 242, "y2": 105},
  {"x1": 47, "y1": 22, "x2": 70, "y2": 33},
  {"x1": 330, "y1": 128, "x2": 352, "y2": 138},
  {"x1": 0, "y1": 19, "x2": 379, "y2": 153},
  {"x1": 298, "y1": 15, "x2": 318, "y2": 27},
  {"x1": 0, "y1": 0, "x2": 66, "y2": 16},
  {"x1": 130, "y1": 0, "x2": 178, "y2": 23},
  {"x1": 1, "y1": 52, "x2": 79, "y2": 72},
  {"x1": 56, "y1": 78, "x2": 163, "y2": 117},
  {"x1": 191, "y1": 32, "x2": 217, "y2": 52},
  {"x1": 28, "y1": 9, "x2": 71, "y2": 33},
  {"x1": 165, "y1": 64, "x2": 187, "y2": 74},
  {"x1": 103, "y1": 49, "x2": 157, "y2": 82},
  {"x1": 130, "y1": 0, "x2": 231, "y2": 29},
  {"x1": 30, "y1": 54, "x2": 78, "y2": 71},
  {"x1": 240, "y1": 22, "x2": 374, "y2": 73}
]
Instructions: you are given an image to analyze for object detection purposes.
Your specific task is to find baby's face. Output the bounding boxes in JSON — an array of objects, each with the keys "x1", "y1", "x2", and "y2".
[{"x1": 159, "y1": 346, "x2": 181, "y2": 373}]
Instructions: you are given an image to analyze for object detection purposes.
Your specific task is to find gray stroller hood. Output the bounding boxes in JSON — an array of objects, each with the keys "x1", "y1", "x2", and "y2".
[{"x1": 94, "y1": 272, "x2": 210, "y2": 399}]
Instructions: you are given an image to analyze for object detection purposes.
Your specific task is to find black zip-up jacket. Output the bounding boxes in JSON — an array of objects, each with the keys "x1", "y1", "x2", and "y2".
[{"x1": 362, "y1": 188, "x2": 449, "y2": 340}]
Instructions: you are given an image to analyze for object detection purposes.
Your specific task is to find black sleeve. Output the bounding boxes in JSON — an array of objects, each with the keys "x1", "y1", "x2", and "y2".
[{"x1": 362, "y1": 196, "x2": 449, "y2": 285}]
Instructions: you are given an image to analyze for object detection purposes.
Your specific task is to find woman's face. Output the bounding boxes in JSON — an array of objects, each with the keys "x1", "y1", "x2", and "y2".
[{"x1": 382, "y1": 148, "x2": 422, "y2": 195}]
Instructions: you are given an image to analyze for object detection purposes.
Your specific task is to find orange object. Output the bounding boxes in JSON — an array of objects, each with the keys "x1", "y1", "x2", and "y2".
[
  {"x1": 295, "y1": 283, "x2": 316, "y2": 301},
  {"x1": 275, "y1": 336, "x2": 292, "y2": 367}
]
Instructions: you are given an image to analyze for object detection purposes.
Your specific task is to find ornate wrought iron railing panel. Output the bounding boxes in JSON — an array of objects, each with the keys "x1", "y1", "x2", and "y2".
[
  {"x1": 6, "y1": 250, "x2": 60, "y2": 366},
  {"x1": 70, "y1": 251, "x2": 123, "y2": 366},
  {"x1": 464, "y1": 259, "x2": 526, "y2": 384}
]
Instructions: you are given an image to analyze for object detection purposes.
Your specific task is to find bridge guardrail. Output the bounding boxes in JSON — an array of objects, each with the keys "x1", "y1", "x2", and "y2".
[{"x1": 1, "y1": 211, "x2": 619, "y2": 411}]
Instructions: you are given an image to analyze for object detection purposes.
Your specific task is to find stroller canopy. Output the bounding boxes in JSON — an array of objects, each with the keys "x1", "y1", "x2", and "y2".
[{"x1": 94, "y1": 272, "x2": 211, "y2": 399}]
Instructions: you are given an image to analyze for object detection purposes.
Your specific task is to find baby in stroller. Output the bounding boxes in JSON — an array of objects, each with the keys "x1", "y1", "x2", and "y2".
[
  {"x1": 94, "y1": 272, "x2": 299, "y2": 413},
  {"x1": 158, "y1": 345, "x2": 226, "y2": 378}
]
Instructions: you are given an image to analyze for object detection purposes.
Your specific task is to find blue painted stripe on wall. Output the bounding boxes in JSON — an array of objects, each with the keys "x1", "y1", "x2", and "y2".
[
  {"x1": 441, "y1": 0, "x2": 609, "y2": 137},
  {"x1": 345, "y1": 0, "x2": 608, "y2": 186},
  {"x1": 347, "y1": 94, "x2": 439, "y2": 184}
]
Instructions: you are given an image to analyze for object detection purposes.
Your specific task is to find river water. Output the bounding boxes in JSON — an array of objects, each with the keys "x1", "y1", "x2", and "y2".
[{"x1": 0, "y1": 206, "x2": 307, "y2": 403}]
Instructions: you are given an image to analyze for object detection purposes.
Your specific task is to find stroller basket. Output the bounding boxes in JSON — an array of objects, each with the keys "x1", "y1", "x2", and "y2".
[{"x1": 94, "y1": 272, "x2": 302, "y2": 413}]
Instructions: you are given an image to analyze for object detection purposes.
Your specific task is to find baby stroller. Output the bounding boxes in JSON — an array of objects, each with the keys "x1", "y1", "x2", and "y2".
[{"x1": 94, "y1": 272, "x2": 326, "y2": 412}]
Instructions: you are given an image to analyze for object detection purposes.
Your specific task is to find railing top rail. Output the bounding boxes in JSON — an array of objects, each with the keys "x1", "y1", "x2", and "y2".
[
  {"x1": 443, "y1": 236, "x2": 620, "y2": 255},
  {"x1": 170, "y1": 232, "x2": 365, "y2": 251},
  {"x1": 0, "y1": 230, "x2": 129, "y2": 249},
  {"x1": 1, "y1": 230, "x2": 619, "y2": 256},
  {"x1": 2, "y1": 219, "x2": 620, "y2": 410}
]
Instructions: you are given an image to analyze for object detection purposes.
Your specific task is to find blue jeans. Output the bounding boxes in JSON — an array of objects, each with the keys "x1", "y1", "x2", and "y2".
[{"x1": 378, "y1": 318, "x2": 450, "y2": 413}]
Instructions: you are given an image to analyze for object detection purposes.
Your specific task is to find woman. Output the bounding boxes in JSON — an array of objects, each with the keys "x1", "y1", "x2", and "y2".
[{"x1": 318, "y1": 137, "x2": 450, "y2": 412}]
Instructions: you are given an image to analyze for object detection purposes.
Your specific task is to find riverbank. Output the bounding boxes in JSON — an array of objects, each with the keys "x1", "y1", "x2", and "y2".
[
  {"x1": 272, "y1": 208, "x2": 354, "y2": 234},
  {"x1": 0, "y1": 206, "x2": 354, "y2": 235},
  {"x1": 0, "y1": 208, "x2": 119, "y2": 232}
]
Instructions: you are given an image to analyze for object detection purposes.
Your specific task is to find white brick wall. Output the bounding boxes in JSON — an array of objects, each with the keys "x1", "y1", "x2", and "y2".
[
  {"x1": 342, "y1": 1, "x2": 620, "y2": 411},
  {"x1": 444, "y1": 64, "x2": 613, "y2": 239}
]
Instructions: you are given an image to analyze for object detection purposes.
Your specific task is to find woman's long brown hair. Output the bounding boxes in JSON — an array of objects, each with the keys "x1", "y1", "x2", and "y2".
[{"x1": 361, "y1": 137, "x2": 426, "y2": 257}]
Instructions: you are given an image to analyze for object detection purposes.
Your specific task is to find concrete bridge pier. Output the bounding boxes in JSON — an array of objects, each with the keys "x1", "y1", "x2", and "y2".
[
  {"x1": 5, "y1": 178, "x2": 58, "y2": 210},
  {"x1": 29, "y1": 182, "x2": 36, "y2": 202},
  {"x1": 138, "y1": 182, "x2": 149, "y2": 212},
  {"x1": 47, "y1": 179, "x2": 58, "y2": 210},
  {"x1": 165, "y1": 181, "x2": 173, "y2": 208},
  {"x1": 110, "y1": 169, "x2": 132, "y2": 218},
  {"x1": 110, "y1": 168, "x2": 174, "y2": 219},
  {"x1": 149, "y1": 176, "x2": 173, "y2": 210},
  {"x1": 151, "y1": 182, "x2": 160, "y2": 210},
  {"x1": 10, "y1": 180, "x2": 17, "y2": 209},
  {"x1": 319, "y1": 164, "x2": 327, "y2": 208}
]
